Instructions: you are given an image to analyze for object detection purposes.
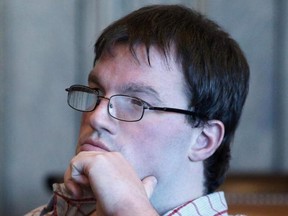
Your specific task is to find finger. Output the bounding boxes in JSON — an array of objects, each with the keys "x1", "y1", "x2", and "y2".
[
  {"x1": 71, "y1": 163, "x2": 90, "y2": 185},
  {"x1": 64, "y1": 167, "x2": 83, "y2": 198},
  {"x1": 65, "y1": 179, "x2": 83, "y2": 198},
  {"x1": 142, "y1": 176, "x2": 157, "y2": 199},
  {"x1": 64, "y1": 162, "x2": 89, "y2": 198}
]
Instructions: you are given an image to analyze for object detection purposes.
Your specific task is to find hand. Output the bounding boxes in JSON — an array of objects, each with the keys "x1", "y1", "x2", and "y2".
[{"x1": 64, "y1": 151, "x2": 158, "y2": 216}]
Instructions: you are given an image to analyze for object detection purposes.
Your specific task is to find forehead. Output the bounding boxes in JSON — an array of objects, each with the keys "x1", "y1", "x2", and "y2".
[
  {"x1": 92, "y1": 44, "x2": 180, "y2": 78},
  {"x1": 97, "y1": 44, "x2": 175, "y2": 70},
  {"x1": 89, "y1": 44, "x2": 187, "y2": 103}
]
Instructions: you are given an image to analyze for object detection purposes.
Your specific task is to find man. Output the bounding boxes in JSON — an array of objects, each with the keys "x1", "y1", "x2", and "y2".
[{"x1": 27, "y1": 4, "x2": 249, "y2": 216}]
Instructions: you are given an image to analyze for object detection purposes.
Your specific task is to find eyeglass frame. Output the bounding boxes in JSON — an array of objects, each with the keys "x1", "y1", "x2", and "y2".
[{"x1": 65, "y1": 84, "x2": 201, "y2": 122}]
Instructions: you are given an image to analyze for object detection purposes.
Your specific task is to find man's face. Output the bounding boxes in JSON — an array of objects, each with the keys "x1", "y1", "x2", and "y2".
[{"x1": 76, "y1": 45, "x2": 200, "y2": 187}]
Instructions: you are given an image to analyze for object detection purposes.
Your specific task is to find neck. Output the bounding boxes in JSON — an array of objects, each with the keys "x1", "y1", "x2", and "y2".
[{"x1": 150, "y1": 161, "x2": 204, "y2": 214}]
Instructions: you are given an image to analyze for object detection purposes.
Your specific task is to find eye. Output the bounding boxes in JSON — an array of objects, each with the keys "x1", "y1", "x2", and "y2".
[
  {"x1": 91, "y1": 87, "x2": 103, "y2": 96},
  {"x1": 129, "y1": 98, "x2": 143, "y2": 107}
]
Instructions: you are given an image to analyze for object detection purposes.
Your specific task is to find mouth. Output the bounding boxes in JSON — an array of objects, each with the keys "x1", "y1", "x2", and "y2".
[{"x1": 79, "y1": 139, "x2": 109, "y2": 152}]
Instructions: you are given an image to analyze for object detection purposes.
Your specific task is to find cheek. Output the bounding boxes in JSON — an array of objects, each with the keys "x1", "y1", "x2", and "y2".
[
  {"x1": 118, "y1": 119, "x2": 192, "y2": 177},
  {"x1": 78, "y1": 113, "x2": 89, "y2": 131},
  {"x1": 76, "y1": 114, "x2": 91, "y2": 152}
]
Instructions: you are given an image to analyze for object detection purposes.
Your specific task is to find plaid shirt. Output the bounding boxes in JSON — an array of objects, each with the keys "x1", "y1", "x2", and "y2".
[
  {"x1": 25, "y1": 183, "x2": 228, "y2": 216},
  {"x1": 163, "y1": 192, "x2": 228, "y2": 216}
]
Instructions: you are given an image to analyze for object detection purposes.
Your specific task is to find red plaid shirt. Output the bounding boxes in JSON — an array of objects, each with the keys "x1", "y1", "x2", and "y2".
[
  {"x1": 25, "y1": 184, "x2": 228, "y2": 216},
  {"x1": 163, "y1": 192, "x2": 228, "y2": 216}
]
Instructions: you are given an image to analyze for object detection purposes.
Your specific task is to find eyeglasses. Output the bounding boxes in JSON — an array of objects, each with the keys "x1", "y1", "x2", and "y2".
[{"x1": 65, "y1": 85, "x2": 198, "y2": 122}]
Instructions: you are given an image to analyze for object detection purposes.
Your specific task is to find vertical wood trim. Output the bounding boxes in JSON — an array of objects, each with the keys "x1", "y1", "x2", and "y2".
[
  {"x1": 272, "y1": 0, "x2": 287, "y2": 171},
  {"x1": 0, "y1": 0, "x2": 6, "y2": 214}
]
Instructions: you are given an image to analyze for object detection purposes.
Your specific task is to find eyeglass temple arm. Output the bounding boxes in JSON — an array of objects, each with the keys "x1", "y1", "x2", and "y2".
[{"x1": 146, "y1": 106, "x2": 197, "y2": 116}]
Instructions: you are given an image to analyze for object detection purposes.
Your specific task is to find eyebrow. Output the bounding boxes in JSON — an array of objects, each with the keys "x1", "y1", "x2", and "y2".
[
  {"x1": 120, "y1": 83, "x2": 163, "y2": 103},
  {"x1": 88, "y1": 73, "x2": 101, "y2": 86},
  {"x1": 88, "y1": 73, "x2": 162, "y2": 103}
]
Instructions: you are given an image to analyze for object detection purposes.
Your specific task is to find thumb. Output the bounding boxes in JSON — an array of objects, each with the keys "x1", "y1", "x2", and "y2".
[{"x1": 142, "y1": 176, "x2": 157, "y2": 199}]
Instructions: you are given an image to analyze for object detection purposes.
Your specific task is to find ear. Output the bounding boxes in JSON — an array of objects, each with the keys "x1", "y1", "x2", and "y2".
[{"x1": 188, "y1": 120, "x2": 225, "y2": 162}]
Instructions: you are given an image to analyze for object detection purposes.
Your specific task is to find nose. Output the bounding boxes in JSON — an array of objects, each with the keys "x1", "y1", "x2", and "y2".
[{"x1": 88, "y1": 97, "x2": 115, "y2": 133}]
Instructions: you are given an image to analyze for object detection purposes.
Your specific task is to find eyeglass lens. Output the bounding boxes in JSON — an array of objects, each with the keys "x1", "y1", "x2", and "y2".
[
  {"x1": 68, "y1": 90, "x2": 97, "y2": 112},
  {"x1": 109, "y1": 95, "x2": 144, "y2": 121},
  {"x1": 68, "y1": 89, "x2": 145, "y2": 121}
]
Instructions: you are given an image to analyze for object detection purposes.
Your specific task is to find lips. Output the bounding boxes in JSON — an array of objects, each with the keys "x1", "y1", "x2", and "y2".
[{"x1": 79, "y1": 139, "x2": 110, "y2": 152}]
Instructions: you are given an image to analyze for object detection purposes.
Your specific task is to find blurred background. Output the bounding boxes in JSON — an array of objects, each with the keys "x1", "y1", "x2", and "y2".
[{"x1": 0, "y1": 0, "x2": 288, "y2": 215}]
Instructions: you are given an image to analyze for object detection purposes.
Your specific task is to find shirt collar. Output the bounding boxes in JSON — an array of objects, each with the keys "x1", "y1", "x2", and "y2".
[{"x1": 163, "y1": 192, "x2": 228, "y2": 216}]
